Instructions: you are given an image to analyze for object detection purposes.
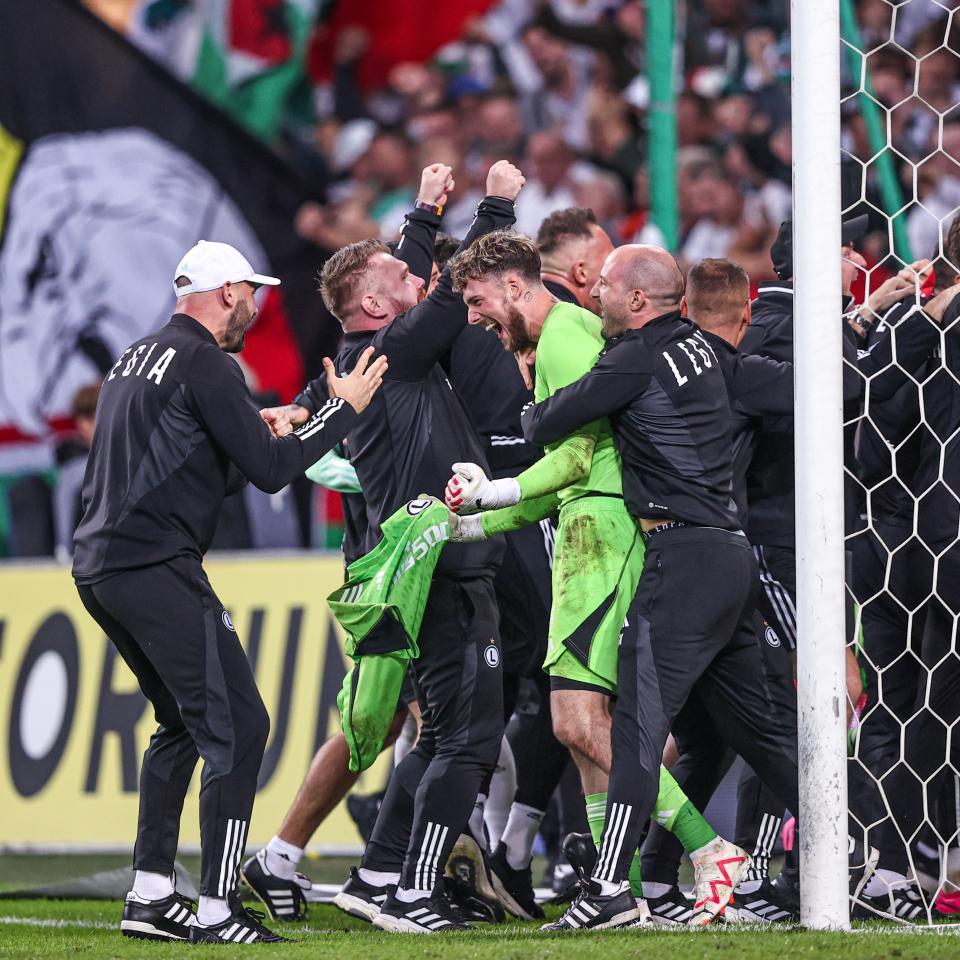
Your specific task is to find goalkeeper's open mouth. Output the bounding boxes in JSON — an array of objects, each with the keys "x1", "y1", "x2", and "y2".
[{"x1": 483, "y1": 319, "x2": 507, "y2": 343}]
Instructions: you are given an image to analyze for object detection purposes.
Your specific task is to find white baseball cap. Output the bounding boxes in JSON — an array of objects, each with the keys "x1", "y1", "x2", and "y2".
[{"x1": 172, "y1": 240, "x2": 281, "y2": 297}]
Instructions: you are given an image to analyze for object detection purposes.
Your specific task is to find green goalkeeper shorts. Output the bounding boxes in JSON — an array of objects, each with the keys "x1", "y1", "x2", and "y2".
[{"x1": 543, "y1": 495, "x2": 644, "y2": 695}]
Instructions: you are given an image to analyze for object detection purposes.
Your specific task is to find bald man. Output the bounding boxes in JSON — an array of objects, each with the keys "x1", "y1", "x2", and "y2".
[
  {"x1": 520, "y1": 245, "x2": 857, "y2": 931},
  {"x1": 444, "y1": 231, "x2": 745, "y2": 927}
]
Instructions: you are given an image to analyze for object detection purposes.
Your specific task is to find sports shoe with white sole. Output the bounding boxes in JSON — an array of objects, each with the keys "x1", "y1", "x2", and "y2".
[
  {"x1": 688, "y1": 837, "x2": 750, "y2": 927},
  {"x1": 853, "y1": 883, "x2": 927, "y2": 923},
  {"x1": 240, "y1": 848, "x2": 310, "y2": 922},
  {"x1": 372, "y1": 886, "x2": 472, "y2": 933},
  {"x1": 489, "y1": 843, "x2": 544, "y2": 920},
  {"x1": 188, "y1": 895, "x2": 288, "y2": 944},
  {"x1": 725, "y1": 880, "x2": 798, "y2": 924},
  {"x1": 121, "y1": 891, "x2": 195, "y2": 941},
  {"x1": 540, "y1": 882, "x2": 640, "y2": 932},
  {"x1": 332, "y1": 867, "x2": 389, "y2": 923},
  {"x1": 645, "y1": 886, "x2": 697, "y2": 926}
]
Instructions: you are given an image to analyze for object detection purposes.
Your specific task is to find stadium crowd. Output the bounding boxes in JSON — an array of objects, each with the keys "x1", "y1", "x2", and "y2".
[
  {"x1": 12, "y1": 0, "x2": 956, "y2": 559},
  {"x1": 11, "y1": 0, "x2": 960, "y2": 943}
]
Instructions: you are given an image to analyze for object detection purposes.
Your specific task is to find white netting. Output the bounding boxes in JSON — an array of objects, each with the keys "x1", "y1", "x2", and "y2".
[{"x1": 841, "y1": 0, "x2": 960, "y2": 925}]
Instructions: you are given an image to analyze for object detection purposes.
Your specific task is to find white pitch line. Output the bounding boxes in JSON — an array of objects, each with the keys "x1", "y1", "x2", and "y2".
[{"x1": 0, "y1": 916, "x2": 115, "y2": 929}]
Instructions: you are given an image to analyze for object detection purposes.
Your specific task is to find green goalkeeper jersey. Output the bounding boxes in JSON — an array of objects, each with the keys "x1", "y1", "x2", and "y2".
[
  {"x1": 534, "y1": 302, "x2": 623, "y2": 502},
  {"x1": 328, "y1": 496, "x2": 449, "y2": 772}
]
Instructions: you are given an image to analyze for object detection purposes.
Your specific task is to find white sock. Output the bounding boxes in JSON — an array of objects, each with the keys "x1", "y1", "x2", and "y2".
[
  {"x1": 469, "y1": 793, "x2": 488, "y2": 848},
  {"x1": 395, "y1": 886, "x2": 432, "y2": 903},
  {"x1": 484, "y1": 737, "x2": 516, "y2": 849},
  {"x1": 196, "y1": 896, "x2": 231, "y2": 927},
  {"x1": 264, "y1": 835, "x2": 303, "y2": 879},
  {"x1": 132, "y1": 870, "x2": 174, "y2": 901},
  {"x1": 393, "y1": 713, "x2": 418, "y2": 766},
  {"x1": 595, "y1": 878, "x2": 630, "y2": 897},
  {"x1": 863, "y1": 868, "x2": 909, "y2": 898},
  {"x1": 641, "y1": 880, "x2": 672, "y2": 899},
  {"x1": 358, "y1": 867, "x2": 400, "y2": 887},
  {"x1": 736, "y1": 878, "x2": 763, "y2": 895},
  {"x1": 500, "y1": 802, "x2": 545, "y2": 870}
]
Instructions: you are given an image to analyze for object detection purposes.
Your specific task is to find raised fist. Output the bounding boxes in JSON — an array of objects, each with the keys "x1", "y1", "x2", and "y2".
[
  {"x1": 418, "y1": 163, "x2": 455, "y2": 208},
  {"x1": 485, "y1": 160, "x2": 525, "y2": 202}
]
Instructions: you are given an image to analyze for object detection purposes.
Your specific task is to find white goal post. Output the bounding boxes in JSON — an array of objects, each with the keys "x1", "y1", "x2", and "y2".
[{"x1": 792, "y1": 0, "x2": 851, "y2": 931}]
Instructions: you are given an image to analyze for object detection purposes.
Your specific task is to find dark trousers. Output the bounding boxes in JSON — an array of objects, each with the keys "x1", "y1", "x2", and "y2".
[
  {"x1": 77, "y1": 556, "x2": 269, "y2": 898},
  {"x1": 498, "y1": 515, "x2": 569, "y2": 815},
  {"x1": 594, "y1": 527, "x2": 799, "y2": 884},
  {"x1": 508, "y1": 671, "x2": 571, "y2": 812},
  {"x1": 362, "y1": 576, "x2": 504, "y2": 890}
]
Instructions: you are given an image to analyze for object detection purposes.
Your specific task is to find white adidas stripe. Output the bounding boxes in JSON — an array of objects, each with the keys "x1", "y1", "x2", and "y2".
[
  {"x1": 597, "y1": 802, "x2": 631, "y2": 880},
  {"x1": 297, "y1": 398, "x2": 347, "y2": 441},
  {"x1": 217, "y1": 818, "x2": 248, "y2": 897}
]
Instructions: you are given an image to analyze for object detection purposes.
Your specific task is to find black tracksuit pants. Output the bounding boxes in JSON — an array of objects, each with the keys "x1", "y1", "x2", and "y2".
[
  {"x1": 362, "y1": 576, "x2": 504, "y2": 890},
  {"x1": 594, "y1": 527, "x2": 800, "y2": 885},
  {"x1": 76, "y1": 555, "x2": 269, "y2": 899},
  {"x1": 640, "y1": 609, "x2": 795, "y2": 886}
]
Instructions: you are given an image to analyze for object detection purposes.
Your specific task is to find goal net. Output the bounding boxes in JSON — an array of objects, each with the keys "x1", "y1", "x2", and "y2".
[{"x1": 839, "y1": 0, "x2": 960, "y2": 926}]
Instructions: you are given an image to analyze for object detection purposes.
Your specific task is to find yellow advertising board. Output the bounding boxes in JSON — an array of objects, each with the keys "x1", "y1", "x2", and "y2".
[{"x1": 0, "y1": 554, "x2": 390, "y2": 852}]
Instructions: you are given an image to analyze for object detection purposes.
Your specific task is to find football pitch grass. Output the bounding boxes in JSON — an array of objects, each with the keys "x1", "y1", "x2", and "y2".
[{"x1": 3, "y1": 855, "x2": 960, "y2": 959}]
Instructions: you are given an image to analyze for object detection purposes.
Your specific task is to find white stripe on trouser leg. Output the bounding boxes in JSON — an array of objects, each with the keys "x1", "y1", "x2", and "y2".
[
  {"x1": 754, "y1": 547, "x2": 797, "y2": 644},
  {"x1": 228, "y1": 820, "x2": 248, "y2": 896},
  {"x1": 428, "y1": 824, "x2": 449, "y2": 890},
  {"x1": 218, "y1": 819, "x2": 236, "y2": 898},
  {"x1": 755, "y1": 547, "x2": 793, "y2": 641},
  {"x1": 595, "y1": 802, "x2": 623, "y2": 880},
  {"x1": 420, "y1": 824, "x2": 448, "y2": 890},
  {"x1": 604, "y1": 803, "x2": 632, "y2": 882},
  {"x1": 755, "y1": 812, "x2": 780, "y2": 873},
  {"x1": 414, "y1": 823, "x2": 435, "y2": 891},
  {"x1": 596, "y1": 802, "x2": 628, "y2": 881}
]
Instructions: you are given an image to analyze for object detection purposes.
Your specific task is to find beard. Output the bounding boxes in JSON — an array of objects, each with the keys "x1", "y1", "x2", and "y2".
[
  {"x1": 600, "y1": 305, "x2": 629, "y2": 339},
  {"x1": 499, "y1": 301, "x2": 535, "y2": 353},
  {"x1": 223, "y1": 299, "x2": 254, "y2": 353}
]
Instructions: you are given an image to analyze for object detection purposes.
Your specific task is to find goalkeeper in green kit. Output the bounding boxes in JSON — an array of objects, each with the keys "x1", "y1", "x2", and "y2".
[{"x1": 444, "y1": 230, "x2": 749, "y2": 928}]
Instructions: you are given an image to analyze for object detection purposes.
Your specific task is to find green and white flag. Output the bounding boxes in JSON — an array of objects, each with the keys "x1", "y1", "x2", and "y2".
[{"x1": 128, "y1": 0, "x2": 324, "y2": 141}]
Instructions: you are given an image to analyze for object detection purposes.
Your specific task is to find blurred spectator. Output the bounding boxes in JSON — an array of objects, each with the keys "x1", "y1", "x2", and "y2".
[
  {"x1": 513, "y1": 129, "x2": 578, "y2": 234},
  {"x1": 53, "y1": 383, "x2": 100, "y2": 562}
]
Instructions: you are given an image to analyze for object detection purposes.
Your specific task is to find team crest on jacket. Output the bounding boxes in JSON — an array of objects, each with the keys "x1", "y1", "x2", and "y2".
[
  {"x1": 484, "y1": 641, "x2": 500, "y2": 668},
  {"x1": 222, "y1": 610, "x2": 236, "y2": 632},
  {"x1": 406, "y1": 498, "x2": 432, "y2": 516},
  {"x1": 764, "y1": 623, "x2": 781, "y2": 648}
]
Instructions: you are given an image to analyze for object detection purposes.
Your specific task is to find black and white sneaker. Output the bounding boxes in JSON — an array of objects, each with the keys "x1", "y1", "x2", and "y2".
[
  {"x1": 240, "y1": 849, "x2": 310, "y2": 921},
  {"x1": 372, "y1": 885, "x2": 472, "y2": 933},
  {"x1": 854, "y1": 884, "x2": 927, "y2": 923},
  {"x1": 645, "y1": 886, "x2": 697, "y2": 926},
  {"x1": 332, "y1": 867, "x2": 389, "y2": 923},
  {"x1": 489, "y1": 844, "x2": 544, "y2": 920},
  {"x1": 444, "y1": 831, "x2": 505, "y2": 922},
  {"x1": 848, "y1": 836, "x2": 880, "y2": 901},
  {"x1": 562, "y1": 832, "x2": 598, "y2": 886},
  {"x1": 121, "y1": 891, "x2": 195, "y2": 941},
  {"x1": 189, "y1": 895, "x2": 289, "y2": 944},
  {"x1": 541, "y1": 882, "x2": 640, "y2": 932},
  {"x1": 725, "y1": 880, "x2": 799, "y2": 924}
]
